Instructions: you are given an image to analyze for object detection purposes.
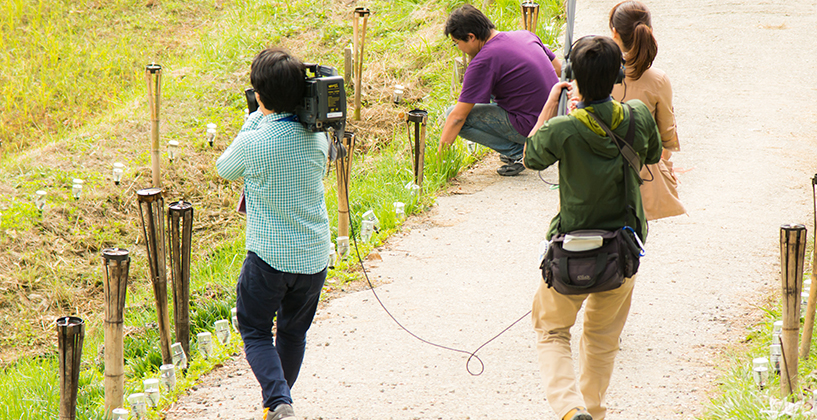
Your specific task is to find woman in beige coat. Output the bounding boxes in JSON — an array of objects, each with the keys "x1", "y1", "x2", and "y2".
[{"x1": 610, "y1": 0, "x2": 686, "y2": 220}]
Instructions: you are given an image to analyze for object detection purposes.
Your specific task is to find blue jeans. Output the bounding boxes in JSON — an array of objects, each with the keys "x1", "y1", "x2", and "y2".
[
  {"x1": 236, "y1": 251, "x2": 326, "y2": 410},
  {"x1": 446, "y1": 103, "x2": 528, "y2": 160}
]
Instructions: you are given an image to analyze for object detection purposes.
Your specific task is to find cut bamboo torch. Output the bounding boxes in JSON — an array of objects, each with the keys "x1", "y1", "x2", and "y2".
[
  {"x1": 801, "y1": 175, "x2": 817, "y2": 359},
  {"x1": 780, "y1": 223, "x2": 807, "y2": 397},
  {"x1": 57, "y1": 316, "x2": 85, "y2": 420},
  {"x1": 102, "y1": 248, "x2": 130, "y2": 416},
  {"x1": 336, "y1": 132, "x2": 356, "y2": 239},
  {"x1": 168, "y1": 201, "x2": 193, "y2": 356},
  {"x1": 353, "y1": 7, "x2": 370, "y2": 121},
  {"x1": 521, "y1": 1, "x2": 539, "y2": 32},
  {"x1": 407, "y1": 109, "x2": 428, "y2": 189},
  {"x1": 137, "y1": 187, "x2": 173, "y2": 364},
  {"x1": 146, "y1": 64, "x2": 162, "y2": 188}
]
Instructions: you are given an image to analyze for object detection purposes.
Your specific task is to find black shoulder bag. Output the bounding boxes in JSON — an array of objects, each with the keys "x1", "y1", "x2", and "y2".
[{"x1": 540, "y1": 105, "x2": 645, "y2": 295}]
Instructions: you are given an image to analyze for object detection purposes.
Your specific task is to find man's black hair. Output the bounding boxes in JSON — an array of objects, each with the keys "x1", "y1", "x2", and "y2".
[
  {"x1": 250, "y1": 48, "x2": 305, "y2": 113},
  {"x1": 444, "y1": 4, "x2": 495, "y2": 42},
  {"x1": 571, "y1": 36, "x2": 622, "y2": 102}
]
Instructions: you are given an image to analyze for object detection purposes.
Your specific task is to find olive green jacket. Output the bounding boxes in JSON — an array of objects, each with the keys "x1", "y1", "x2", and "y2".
[{"x1": 524, "y1": 100, "x2": 662, "y2": 242}]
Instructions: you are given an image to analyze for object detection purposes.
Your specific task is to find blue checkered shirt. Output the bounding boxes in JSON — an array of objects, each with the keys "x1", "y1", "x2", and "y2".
[{"x1": 216, "y1": 111, "x2": 330, "y2": 274}]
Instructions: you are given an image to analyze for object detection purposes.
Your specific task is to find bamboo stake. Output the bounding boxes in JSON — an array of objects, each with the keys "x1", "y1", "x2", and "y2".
[
  {"x1": 336, "y1": 132, "x2": 356, "y2": 239},
  {"x1": 168, "y1": 201, "x2": 193, "y2": 356},
  {"x1": 451, "y1": 52, "x2": 469, "y2": 98},
  {"x1": 780, "y1": 223, "x2": 807, "y2": 397},
  {"x1": 801, "y1": 176, "x2": 817, "y2": 359},
  {"x1": 407, "y1": 109, "x2": 428, "y2": 189},
  {"x1": 102, "y1": 248, "x2": 130, "y2": 416},
  {"x1": 57, "y1": 316, "x2": 85, "y2": 420},
  {"x1": 344, "y1": 45, "x2": 354, "y2": 88},
  {"x1": 521, "y1": 1, "x2": 539, "y2": 32},
  {"x1": 137, "y1": 187, "x2": 173, "y2": 364},
  {"x1": 353, "y1": 7, "x2": 370, "y2": 121},
  {"x1": 146, "y1": 64, "x2": 162, "y2": 188}
]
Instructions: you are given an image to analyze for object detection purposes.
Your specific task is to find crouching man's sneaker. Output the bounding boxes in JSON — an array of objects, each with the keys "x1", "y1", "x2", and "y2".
[
  {"x1": 563, "y1": 407, "x2": 592, "y2": 420},
  {"x1": 496, "y1": 156, "x2": 525, "y2": 176},
  {"x1": 264, "y1": 403, "x2": 297, "y2": 420}
]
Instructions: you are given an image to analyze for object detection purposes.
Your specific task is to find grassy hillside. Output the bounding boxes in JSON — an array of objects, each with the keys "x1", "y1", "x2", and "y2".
[{"x1": 0, "y1": 0, "x2": 562, "y2": 417}]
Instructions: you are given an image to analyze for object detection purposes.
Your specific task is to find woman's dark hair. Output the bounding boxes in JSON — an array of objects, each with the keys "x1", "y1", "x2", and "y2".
[
  {"x1": 609, "y1": 0, "x2": 657, "y2": 80},
  {"x1": 571, "y1": 36, "x2": 622, "y2": 102},
  {"x1": 250, "y1": 47, "x2": 305, "y2": 113},
  {"x1": 444, "y1": 4, "x2": 495, "y2": 42}
]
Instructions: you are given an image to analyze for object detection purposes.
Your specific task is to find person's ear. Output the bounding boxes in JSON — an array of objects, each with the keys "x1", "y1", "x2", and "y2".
[{"x1": 611, "y1": 28, "x2": 619, "y2": 40}]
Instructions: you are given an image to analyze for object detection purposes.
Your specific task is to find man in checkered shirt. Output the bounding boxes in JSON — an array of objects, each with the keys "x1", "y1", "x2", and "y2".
[{"x1": 216, "y1": 47, "x2": 330, "y2": 420}]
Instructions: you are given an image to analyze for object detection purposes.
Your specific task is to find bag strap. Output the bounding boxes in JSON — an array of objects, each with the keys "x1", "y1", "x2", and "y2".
[
  {"x1": 585, "y1": 105, "x2": 642, "y2": 184},
  {"x1": 585, "y1": 104, "x2": 643, "y2": 235}
]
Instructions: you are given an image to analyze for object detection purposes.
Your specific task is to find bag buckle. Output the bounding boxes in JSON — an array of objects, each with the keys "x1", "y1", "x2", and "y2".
[{"x1": 622, "y1": 226, "x2": 646, "y2": 256}]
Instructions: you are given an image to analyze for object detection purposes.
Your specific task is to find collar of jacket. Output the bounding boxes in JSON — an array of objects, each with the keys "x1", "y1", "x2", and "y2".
[{"x1": 569, "y1": 100, "x2": 624, "y2": 136}]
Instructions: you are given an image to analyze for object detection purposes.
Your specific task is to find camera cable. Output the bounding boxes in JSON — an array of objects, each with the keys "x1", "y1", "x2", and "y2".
[{"x1": 335, "y1": 149, "x2": 532, "y2": 376}]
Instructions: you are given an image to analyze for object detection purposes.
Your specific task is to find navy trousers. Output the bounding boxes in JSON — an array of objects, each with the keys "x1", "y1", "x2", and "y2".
[{"x1": 236, "y1": 251, "x2": 326, "y2": 410}]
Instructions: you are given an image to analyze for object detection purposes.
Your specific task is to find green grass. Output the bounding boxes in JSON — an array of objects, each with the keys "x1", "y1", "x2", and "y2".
[
  {"x1": 0, "y1": 0, "x2": 563, "y2": 417},
  {"x1": 701, "y1": 274, "x2": 817, "y2": 419}
]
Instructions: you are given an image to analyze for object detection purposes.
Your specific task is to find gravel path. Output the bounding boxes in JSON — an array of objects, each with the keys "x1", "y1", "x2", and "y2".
[{"x1": 165, "y1": 0, "x2": 817, "y2": 418}]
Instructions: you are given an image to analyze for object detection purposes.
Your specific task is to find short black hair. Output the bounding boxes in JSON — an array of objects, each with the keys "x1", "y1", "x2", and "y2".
[
  {"x1": 571, "y1": 36, "x2": 622, "y2": 102},
  {"x1": 444, "y1": 4, "x2": 495, "y2": 42},
  {"x1": 250, "y1": 48, "x2": 305, "y2": 113}
]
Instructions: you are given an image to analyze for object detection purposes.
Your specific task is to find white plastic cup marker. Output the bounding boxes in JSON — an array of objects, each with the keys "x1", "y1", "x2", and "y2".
[
  {"x1": 111, "y1": 408, "x2": 129, "y2": 420},
  {"x1": 361, "y1": 220, "x2": 375, "y2": 243},
  {"x1": 143, "y1": 378, "x2": 160, "y2": 407},
  {"x1": 336, "y1": 236, "x2": 349, "y2": 258},
  {"x1": 127, "y1": 393, "x2": 147, "y2": 417},
  {"x1": 214, "y1": 319, "x2": 231, "y2": 344},
  {"x1": 231, "y1": 307, "x2": 239, "y2": 332},
  {"x1": 197, "y1": 331, "x2": 213, "y2": 359},
  {"x1": 171, "y1": 342, "x2": 187, "y2": 370},
  {"x1": 160, "y1": 364, "x2": 176, "y2": 391}
]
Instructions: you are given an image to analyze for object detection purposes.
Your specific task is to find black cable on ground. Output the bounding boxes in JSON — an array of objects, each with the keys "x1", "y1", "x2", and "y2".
[{"x1": 335, "y1": 146, "x2": 532, "y2": 376}]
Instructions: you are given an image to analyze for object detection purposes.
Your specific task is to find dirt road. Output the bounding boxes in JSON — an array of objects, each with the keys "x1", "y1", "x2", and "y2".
[{"x1": 166, "y1": 0, "x2": 817, "y2": 418}]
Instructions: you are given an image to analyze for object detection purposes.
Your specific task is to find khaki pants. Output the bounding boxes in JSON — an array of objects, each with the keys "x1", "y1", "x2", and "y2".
[{"x1": 532, "y1": 276, "x2": 636, "y2": 420}]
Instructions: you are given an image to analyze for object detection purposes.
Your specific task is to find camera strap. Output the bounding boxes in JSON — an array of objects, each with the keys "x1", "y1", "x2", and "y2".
[
  {"x1": 274, "y1": 114, "x2": 299, "y2": 123},
  {"x1": 584, "y1": 105, "x2": 641, "y2": 184},
  {"x1": 585, "y1": 104, "x2": 643, "y2": 237}
]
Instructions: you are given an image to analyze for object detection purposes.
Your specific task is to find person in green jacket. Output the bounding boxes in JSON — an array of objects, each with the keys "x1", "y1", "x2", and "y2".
[{"x1": 524, "y1": 36, "x2": 661, "y2": 420}]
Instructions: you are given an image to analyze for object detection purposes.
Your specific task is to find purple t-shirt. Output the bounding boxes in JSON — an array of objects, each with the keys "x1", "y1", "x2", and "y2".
[{"x1": 459, "y1": 31, "x2": 559, "y2": 136}]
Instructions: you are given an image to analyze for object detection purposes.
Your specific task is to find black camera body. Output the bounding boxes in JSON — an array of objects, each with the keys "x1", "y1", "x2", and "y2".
[
  {"x1": 298, "y1": 64, "x2": 346, "y2": 133},
  {"x1": 244, "y1": 64, "x2": 346, "y2": 134}
]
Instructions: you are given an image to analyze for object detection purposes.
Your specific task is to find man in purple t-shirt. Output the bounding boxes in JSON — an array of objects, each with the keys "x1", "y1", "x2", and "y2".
[{"x1": 440, "y1": 4, "x2": 560, "y2": 176}]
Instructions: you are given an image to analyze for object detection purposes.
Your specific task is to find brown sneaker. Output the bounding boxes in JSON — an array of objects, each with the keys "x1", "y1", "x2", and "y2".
[
  {"x1": 563, "y1": 407, "x2": 592, "y2": 420},
  {"x1": 264, "y1": 403, "x2": 297, "y2": 420}
]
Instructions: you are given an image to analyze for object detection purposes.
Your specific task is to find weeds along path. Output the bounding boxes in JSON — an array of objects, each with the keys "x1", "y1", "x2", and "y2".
[{"x1": 166, "y1": 0, "x2": 817, "y2": 418}]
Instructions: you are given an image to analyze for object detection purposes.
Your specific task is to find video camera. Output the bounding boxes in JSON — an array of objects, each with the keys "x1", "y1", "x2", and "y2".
[{"x1": 244, "y1": 63, "x2": 346, "y2": 134}]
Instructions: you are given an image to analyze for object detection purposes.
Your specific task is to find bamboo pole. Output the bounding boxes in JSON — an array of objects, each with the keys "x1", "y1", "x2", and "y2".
[
  {"x1": 353, "y1": 7, "x2": 370, "y2": 121},
  {"x1": 801, "y1": 176, "x2": 817, "y2": 359},
  {"x1": 145, "y1": 64, "x2": 162, "y2": 188},
  {"x1": 168, "y1": 201, "x2": 193, "y2": 356},
  {"x1": 407, "y1": 110, "x2": 428, "y2": 189},
  {"x1": 336, "y1": 132, "x2": 356, "y2": 239},
  {"x1": 57, "y1": 316, "x2": 85, "y2": 420},
  {"x1": 451, "y1": 52, "x2": 469, "y2": 98},
  {"x1": 521, "y1": 1, "x2": 539, "y2": 32},
  {"x1": 780, "y1": 223, "x2": 807, "y2": 397},
  {"x1": 102, "y1": 248, "x2": 130, "y2": 416},
  {"x1": 344, "y1": 45, "x2": 354, "y2": 88},
  {"x1": 137, "y1": 187, "x2": 173, "y2": 364}
]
